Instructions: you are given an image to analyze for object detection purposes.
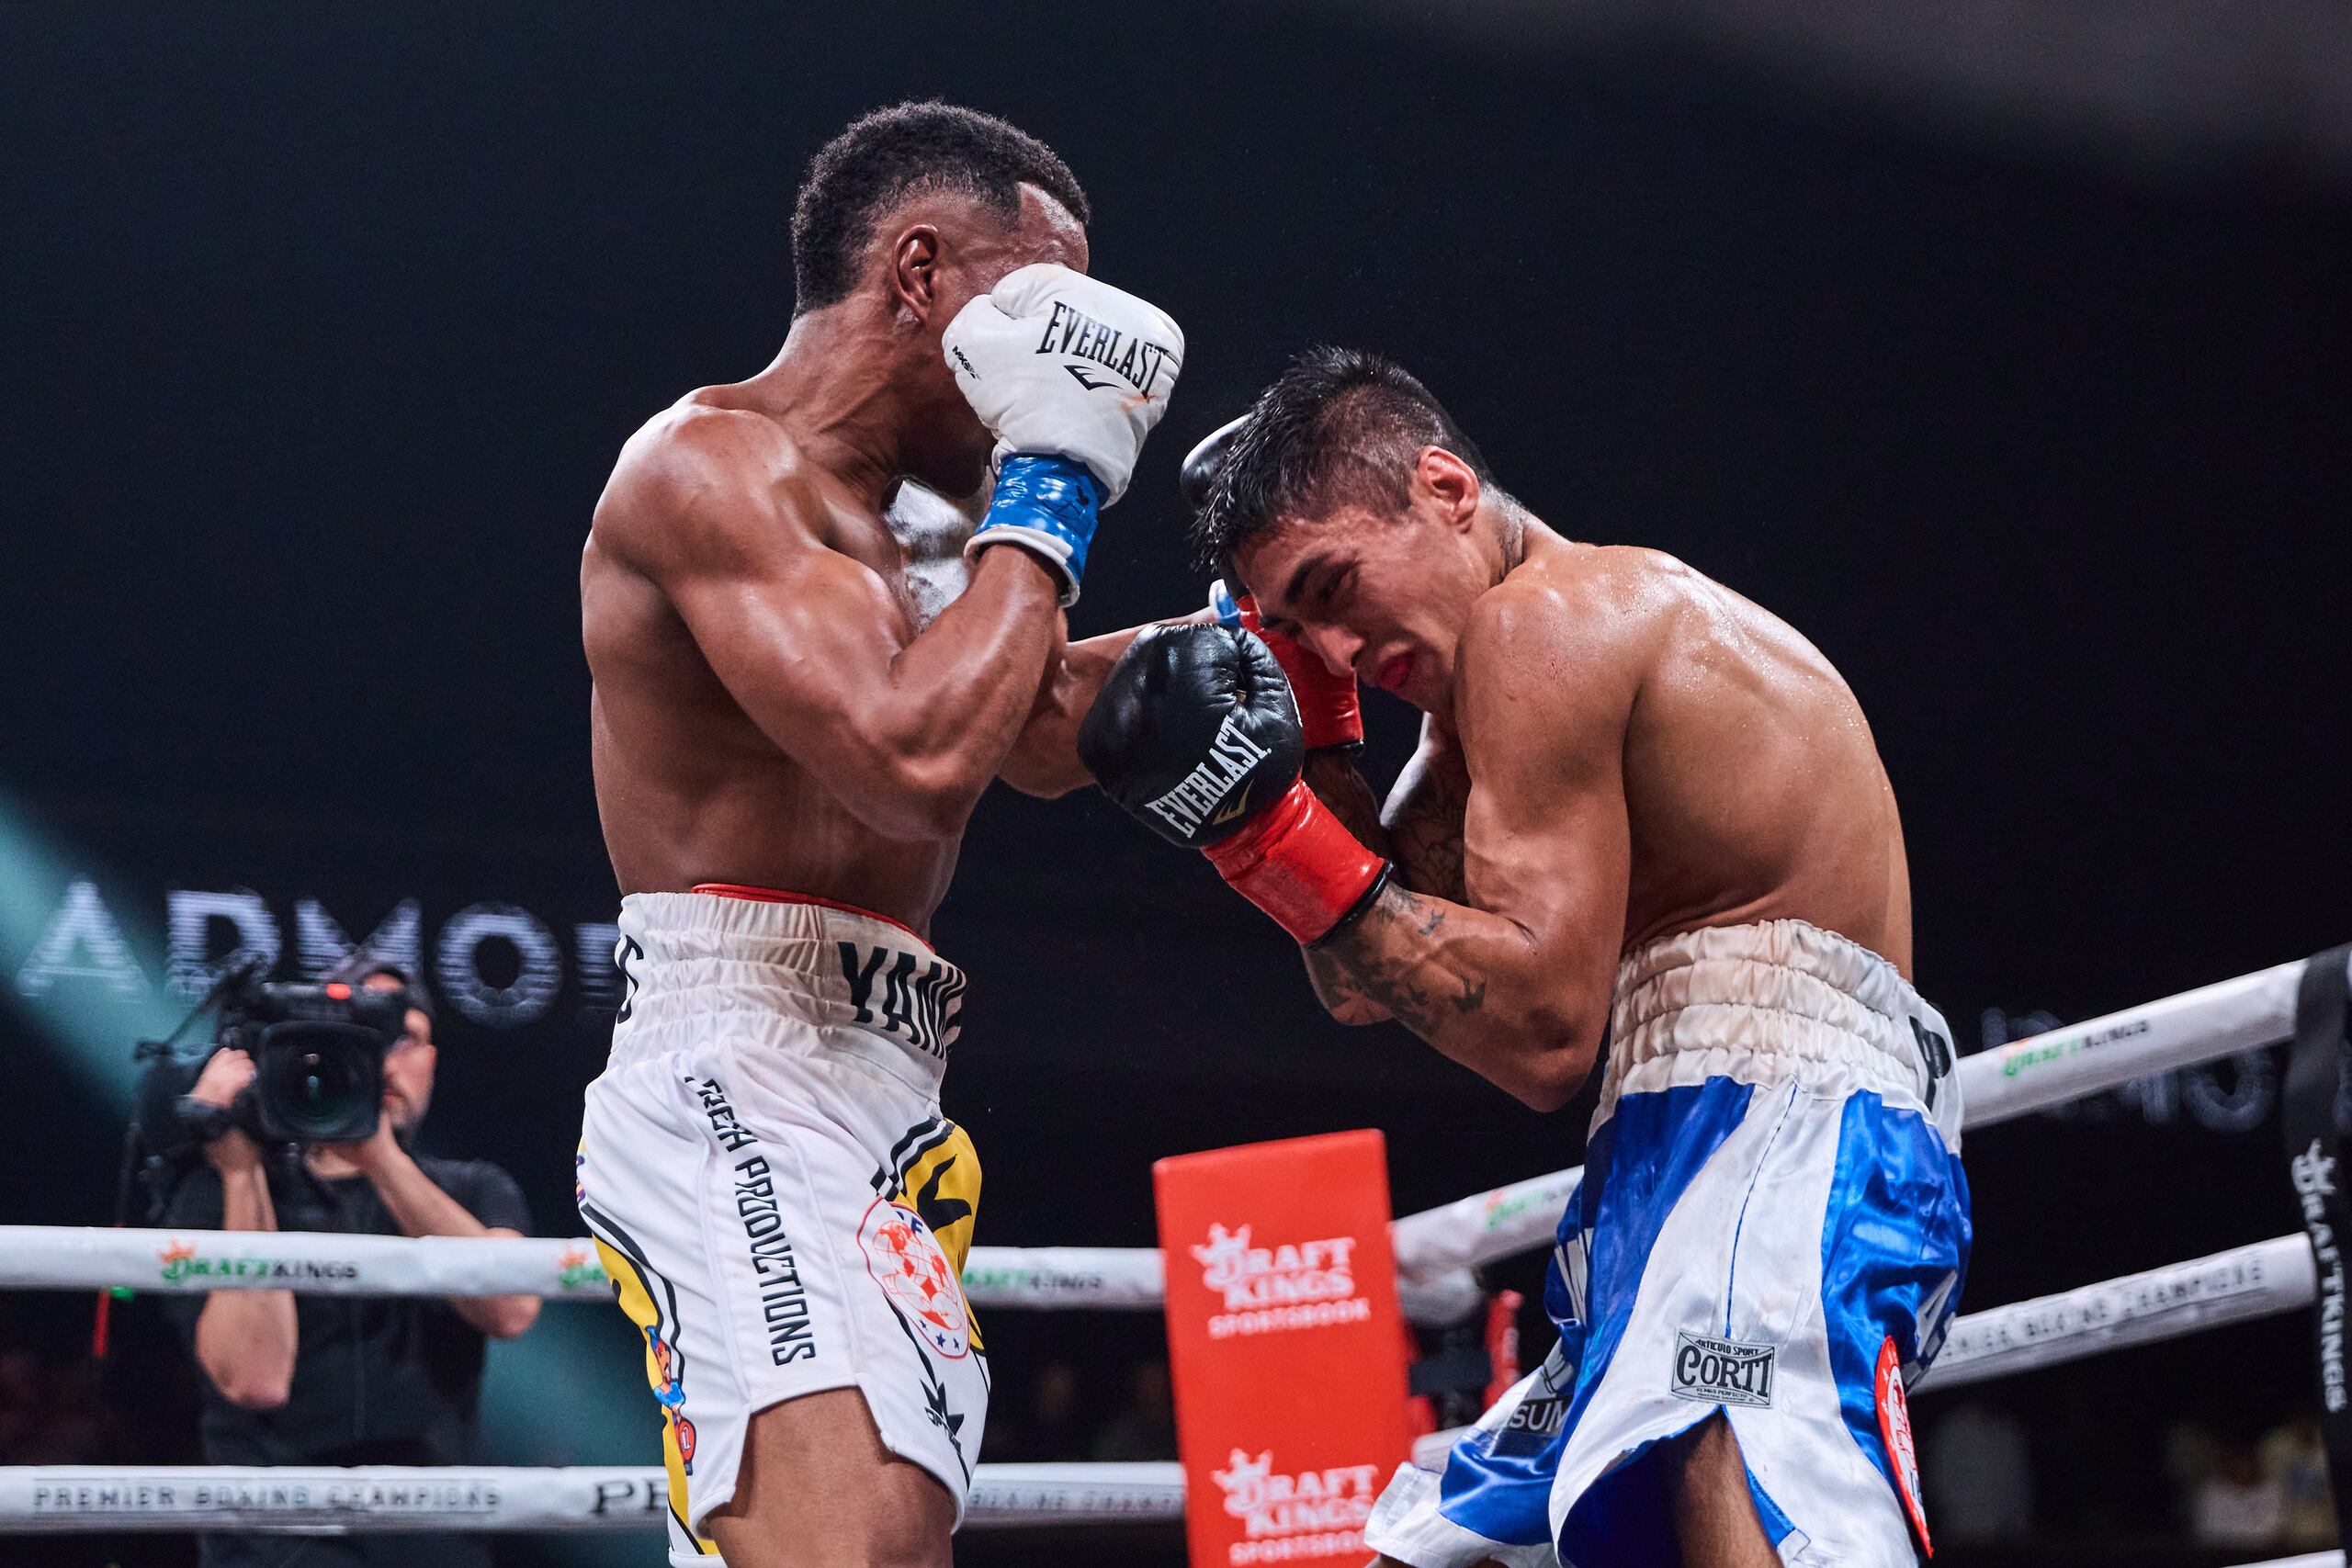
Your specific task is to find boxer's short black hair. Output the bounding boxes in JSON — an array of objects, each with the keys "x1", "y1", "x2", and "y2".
[
  {"x1": 791, "y1": 101, "x2": 1090, "y2": 314},
  {"x1": 1190, "y1": 346, "x2": 1492, "y2": 571}
]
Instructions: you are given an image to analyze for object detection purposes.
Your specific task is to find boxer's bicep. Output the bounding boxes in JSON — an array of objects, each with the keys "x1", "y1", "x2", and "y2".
[
  {"x1": 621, "y1": 433, "x2": 1055, "y2": 836},
  {"x1": 1382, "y1": 716, "x2": 1471, "y2": 902},
  {"x1": 647, "y1": 473, "x2": 918, "y2": 765},
  {"x1": 1469, "y1": 587, "x2": 1635, "y2": 1006},
  {"x1": 1300, "y1": 598, "x2": 1635, "y2": 1103},
  {"x1": 1456, "y1": 691, "x2": 1631, "y2": 1054}
]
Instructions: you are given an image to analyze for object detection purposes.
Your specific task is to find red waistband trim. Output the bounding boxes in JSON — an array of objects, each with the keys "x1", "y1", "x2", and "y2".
[{"x1": 689, "y1": 884, "x2": 928, "y2": 946}]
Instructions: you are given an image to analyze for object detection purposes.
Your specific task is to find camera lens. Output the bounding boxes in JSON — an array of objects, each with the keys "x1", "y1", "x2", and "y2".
[{"x1": 254, "y1": 1022, "x2": 386, "y2": 1143}]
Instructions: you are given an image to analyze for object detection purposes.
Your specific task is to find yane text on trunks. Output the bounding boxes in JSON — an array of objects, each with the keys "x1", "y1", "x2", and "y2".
[
  {"x1": 732, "y1": 1153, "x2": 817, "y2": 1365},
  {"x1": 1671, "y1": 1332, "x2": 1775, "y2": 1408},
  {"x1": 838, "y1": 942, "x2": 966, "y2": 1062},
  {"x1": 1145, "y1": 715, "x2": 1273, "y2": 840},
  {"x1": 1033, "y1": 299, "x2": 1174, "y2": 398}
]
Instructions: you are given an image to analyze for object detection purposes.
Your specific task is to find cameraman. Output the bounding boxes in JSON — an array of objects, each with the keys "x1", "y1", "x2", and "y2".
[{"x1": 160, "y1": 958, "x2": 538, "y2": 1568}]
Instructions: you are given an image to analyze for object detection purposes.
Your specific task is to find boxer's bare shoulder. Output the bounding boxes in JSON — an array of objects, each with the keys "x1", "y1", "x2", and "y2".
[
  {"x1": 591, "y1": 396, "x2": 835, "y2": 575},
  {"x1": 1464, "y1": 531, "x2": 1910, "y2": 972}
]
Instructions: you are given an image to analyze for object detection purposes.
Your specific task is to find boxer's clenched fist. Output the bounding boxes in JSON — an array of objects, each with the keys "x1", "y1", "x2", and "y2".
[
  {"x1": 1208, "y1": 579, "x2": 1363, "y2": 751},
  {"x1": 946, "y1": 264, "x2": 1183, "y2": 604},
  {"x1": 1080, "y1": 625, "x2": 1388, "y2": 944},
  {"x1": 946, "y1": 263, "x2": 1182, "y2": 502},
  {"x1": 1080, "y1": 625, "x2": 1302, "y2": 849}
]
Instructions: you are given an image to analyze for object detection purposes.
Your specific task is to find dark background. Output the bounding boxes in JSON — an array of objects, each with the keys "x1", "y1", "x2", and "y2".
[{"x1": 2, "y1": 3, "x2": 2346, "y2": 1563}]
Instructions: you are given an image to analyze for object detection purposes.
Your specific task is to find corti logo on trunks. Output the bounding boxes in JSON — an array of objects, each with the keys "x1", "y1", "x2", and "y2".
[
  {"x1": 1144, "y1": 715, "x2": 1273, "y2": 842},
  {"x1": 730, "y1": 1153, "x2": 818, "y2": 1365},
  {"x1": 838, "y1": 943, "x2": 966, "y2": 1061},
  {"x1": 1191, "y1": 1223, "x2": 1369, "y2": 1339},
  {"x1": 1670, "y1": 1332, "x2": 1776, "y2": 1408}
]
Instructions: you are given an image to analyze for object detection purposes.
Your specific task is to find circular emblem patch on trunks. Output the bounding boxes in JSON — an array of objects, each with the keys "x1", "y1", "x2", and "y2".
[{"x1": 859, "y1": 1196, "x2": 970, "y2": 1359}]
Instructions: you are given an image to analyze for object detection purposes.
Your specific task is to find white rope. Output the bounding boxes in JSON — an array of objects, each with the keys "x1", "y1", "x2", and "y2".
[
  {"x1": 0, "y1": 1462, "x2": 1184, "y2": 1533},
  {"x1": 1957, "y1": 956, "x2": 2305, "y2": 1129},
  {"x1": 960, "y1": 1246, "x2": 1163, "y2": 1309},
  {"x1": 1393, "y1": 952, "x2": 2317, "y2": 1277},
  {"x1": 1917, "y1": 1234, "x2": 2314, "y2": 1391},
  {"x1": 1403, "y1": 1235, "x2": 2315, "y2": 1472},
  {"x1": 0, "y1": 1227, "x2": 616, "y2": 1300},
  {"x1": 0, "y1": 953, "x2": 2311, "y2": 1318},
  {"x1": 0, "y1": 1225, "x2": 1484, "y2": 1323},
  {"x1": 1392, "y1": 1167, "x2": 1583, "y2": 1282}
]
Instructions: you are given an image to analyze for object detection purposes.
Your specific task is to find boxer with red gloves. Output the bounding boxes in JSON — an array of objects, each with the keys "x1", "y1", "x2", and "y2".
[
  {"x1": 1078, "y1": 623, "x2": 1387, "y2": 944},
  {"x1": 1069, "y1": 345, "x2": 1967, "y2": 1568}
]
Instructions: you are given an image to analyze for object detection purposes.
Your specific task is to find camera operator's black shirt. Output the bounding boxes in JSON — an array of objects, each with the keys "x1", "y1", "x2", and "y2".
[{"x1": 160, "y1": 1149, "x2": 532, "y2": 1568}]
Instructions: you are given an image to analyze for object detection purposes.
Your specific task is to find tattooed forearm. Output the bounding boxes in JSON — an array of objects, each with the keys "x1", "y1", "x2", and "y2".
[
  {"x1": 1298, "y1": 750, "x2": 1397, "y2": 1021},
  {"x1": 1317, "y1": 885, "x2": 1492, "y2": 1040}
]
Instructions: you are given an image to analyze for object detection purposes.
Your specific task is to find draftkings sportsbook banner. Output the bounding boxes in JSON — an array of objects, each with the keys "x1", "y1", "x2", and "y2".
[{"x1": 1155, "y1": 1130, "x2": 1412, "y2": 1568}]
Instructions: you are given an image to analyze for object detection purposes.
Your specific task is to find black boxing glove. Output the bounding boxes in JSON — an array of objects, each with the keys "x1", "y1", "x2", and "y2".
[
  {"x1": 1179, "y1": 414, "x2": 1250, "y2": 508},
  {"x1": 1080, "y1": 625, "x2": 1389, "y2": 944}
]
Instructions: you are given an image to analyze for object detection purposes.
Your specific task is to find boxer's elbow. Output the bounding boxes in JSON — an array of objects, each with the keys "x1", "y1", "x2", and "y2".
[
  {"x1": 1510, "y1": 1055, "x2": 1590, "y2": 1112},
  {"x1": 854, "y1": 753, "x2": 988, "y2": 840},
  {"x1": 996, "y1": 743, "x2": 1091, "y2": 799},
  {"x1": 1497, "y1": 1013, "x2": 1601, "y2": 1112}
]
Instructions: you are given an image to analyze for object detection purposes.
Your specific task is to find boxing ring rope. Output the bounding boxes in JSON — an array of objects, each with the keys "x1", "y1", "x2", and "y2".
[
  {"x1": 0, "y1": 948, "x2": 2299, "y2": 1305},
  {"x1": 0, "y1": 1462, "x2": 1186, "y2": 1533},
  {"x1": 0, "y1": 951, "x2": 2324, "y2": 1535}
]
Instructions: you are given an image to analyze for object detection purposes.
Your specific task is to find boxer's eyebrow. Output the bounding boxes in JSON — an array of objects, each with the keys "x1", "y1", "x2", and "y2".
[{"x1": 1281, "y1": 553, "x2": 1332, "y2": 612}]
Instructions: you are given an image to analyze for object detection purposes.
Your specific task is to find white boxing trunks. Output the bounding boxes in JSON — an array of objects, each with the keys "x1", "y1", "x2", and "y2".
[
  {"x1": 1367, "y1": 919, "x2": 1971, "y2": 1567},
  {"x1": 576, "y1": 887, "x2": 986, "y2": 1565}
]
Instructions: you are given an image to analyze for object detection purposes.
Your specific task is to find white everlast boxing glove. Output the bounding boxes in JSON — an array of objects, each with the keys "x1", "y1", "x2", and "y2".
[{"x1": 944, "y1": 262, "x2": 1184, "y2": 604}]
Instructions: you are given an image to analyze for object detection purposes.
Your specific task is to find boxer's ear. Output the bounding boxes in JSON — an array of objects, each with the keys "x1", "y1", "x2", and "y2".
[
  {"x1": 1417, "y1": 446, "x2": 1484, "y2": 531},
  {"x1": 888, "y1": 224, "x2": 944, "y2": 320}
]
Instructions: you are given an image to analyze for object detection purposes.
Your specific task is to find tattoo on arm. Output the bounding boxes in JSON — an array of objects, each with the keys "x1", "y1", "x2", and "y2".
[
  {"x1": 1384, "y1": 750, "x2": 1470, "y2": 903},
  {"x1": 1318, "y1": 885, "x2": 1489, "y2": 1038},
  {"x1": 1297, "y1": 750, "x2": 1396, "y2": 1021}
]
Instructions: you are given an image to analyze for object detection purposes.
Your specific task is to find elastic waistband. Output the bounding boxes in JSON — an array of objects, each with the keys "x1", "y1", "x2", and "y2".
[
  {"x1": 1600, "y1": 919, "x2": 1960, "y2": 1143},
  {"x1": 609, "y1": 891, "x2": 965, "y2": 1093},
  {"x1": 691, "y1": 883, "x2": 928, "y2": 945}
]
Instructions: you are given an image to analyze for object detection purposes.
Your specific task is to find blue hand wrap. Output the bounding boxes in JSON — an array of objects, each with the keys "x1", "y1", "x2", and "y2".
[
  {"x1": 969, "y1": 453, "x2": 1103, "y2": 604},
  {"x1": 1207, "y1": 578, "x2": 1244, "y2": 627}
]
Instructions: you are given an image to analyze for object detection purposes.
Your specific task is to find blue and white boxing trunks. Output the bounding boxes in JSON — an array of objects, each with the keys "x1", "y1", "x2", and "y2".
[{"x1": 1365, "y1": 919, "x2": 1971, "y2": 1566}]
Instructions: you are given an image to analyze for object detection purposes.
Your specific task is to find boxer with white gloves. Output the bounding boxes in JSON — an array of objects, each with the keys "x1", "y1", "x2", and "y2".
[
  {"x1": 946, "y1": 261, "x2": 1182, "y2": 603},
  {"x1": 578, "y1": 104, "x2": 1179, "y2": 1568}
]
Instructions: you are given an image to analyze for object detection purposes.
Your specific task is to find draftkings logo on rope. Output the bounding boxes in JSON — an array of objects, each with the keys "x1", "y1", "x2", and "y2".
[
  {"x1": 1211, "y1": 1449, "x2": 1380, "y2": 1564},
  {"x1": 552, "y1": 1247, "x2": 607, "y2": 1292},
  {"x1": 157, "y1": 1239, "x2": 358, "y2": 1287},
  {"x1": 1190, "y1": 1223, "x2": 1368, "y2": 1340}
]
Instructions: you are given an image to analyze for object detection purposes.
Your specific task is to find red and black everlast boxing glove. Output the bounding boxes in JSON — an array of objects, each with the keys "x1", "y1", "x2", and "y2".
[
  {"x1": 1207, "y1": 579, "x2": 1363, "y2": 751},
  {"x1": 1181, "y1": 415, "x2": 1364, "y2": 752},
  {"x1": 1080, "y1": 624, "x2": 1389, "y2": 944}
]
